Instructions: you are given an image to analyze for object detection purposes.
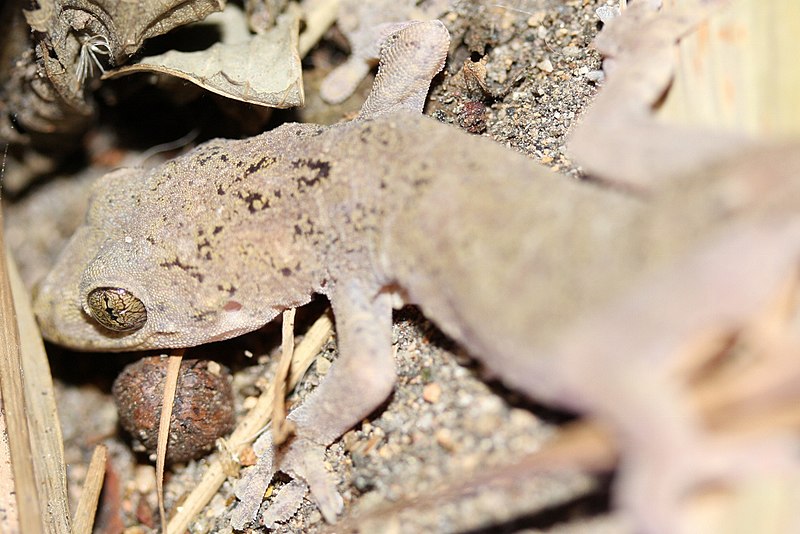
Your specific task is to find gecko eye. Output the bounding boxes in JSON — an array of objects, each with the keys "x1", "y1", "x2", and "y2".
[{"x1": 86, "y1": 287, "x2": 147, "y2": 332}]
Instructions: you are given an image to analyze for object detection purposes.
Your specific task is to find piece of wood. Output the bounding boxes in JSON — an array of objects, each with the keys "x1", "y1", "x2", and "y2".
[
  {"x1": 0, "y1": 386, "x2": 19, "y2": 533},
  {"x1": 7, "y1": 248, "x2": 71, "y2": 534},
  {"x1": 72, "y1": 445, "x2": 107, "y2": 534},
  {"x1": 0, "y1": 207, "x2": 44, "y2": 534},
  {"x1": 660, "y1": 0, "x2": 800, "y2": 136}
]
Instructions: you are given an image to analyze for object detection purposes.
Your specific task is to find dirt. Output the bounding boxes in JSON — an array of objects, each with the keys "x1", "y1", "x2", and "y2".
[{"x1": 4, "y1": 0, "x2": 624, "y2": 532}]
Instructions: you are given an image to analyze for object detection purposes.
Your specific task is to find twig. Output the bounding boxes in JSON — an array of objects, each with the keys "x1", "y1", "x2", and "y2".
[
  {"x1": 72, "y1": 445, "x2": 108, "y2": 534},
  {"x1": 298, "y1": 0, "x2": 341, "y2": 57}
]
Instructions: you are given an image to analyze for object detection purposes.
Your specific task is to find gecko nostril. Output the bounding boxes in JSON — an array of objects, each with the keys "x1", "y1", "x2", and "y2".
[{"x1": 86, "y1": 287, "x2": 148, "y2": 332}]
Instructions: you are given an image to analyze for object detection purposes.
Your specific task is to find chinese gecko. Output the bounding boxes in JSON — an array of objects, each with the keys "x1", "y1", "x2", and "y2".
[{"x1": 33, "y1": 9, "x2": 800, "y2": 533}]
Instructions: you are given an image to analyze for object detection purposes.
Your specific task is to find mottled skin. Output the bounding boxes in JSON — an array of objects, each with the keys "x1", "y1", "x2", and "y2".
[{"x1": 32, "y1": 10, "x2": 800, "y2": 533}]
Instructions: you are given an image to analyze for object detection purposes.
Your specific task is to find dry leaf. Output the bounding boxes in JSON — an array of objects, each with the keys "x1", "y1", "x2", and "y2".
[
  {"x1": 9, "y1": 0, "x2": 224, "y2": 149},
  {"x1": 106, "y1": 5, "x2": 304, "y2": 108},
  {"x1": 24, "y1": 0, "x2": 225, "y2": 61}
]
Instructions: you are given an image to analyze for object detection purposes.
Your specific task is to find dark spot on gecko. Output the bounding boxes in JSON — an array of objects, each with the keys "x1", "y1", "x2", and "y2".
[
  {"x1": 197, "y1": 237, "x2": 212, "y2": 260},
  {"x1": 217, "y1": 185, "x2": 226, "y2": 195},
  {"x1": 236, "y1": 191, "x2": 270, "y2": 213},
  {"x1": 217, "y1": 284, "x2": 237, "y2": 297},
  {"x1": 192, "y1": 310, "x2": 217, "y2": 322},
  {"x1": 159, "y1": 258, "x2": 205, "y2": 283},
  {"x1": 274, "y1": 189, "x2": 282, "y2": 198},
  {"x1": 358, "y1": 125, "x2": 373, "y2": 143},
  {"x1": 245, "y1": 156, "x2": 277, "y2": 176},
  {"x1": 295, "y1": 127, "x2": 325, "y2": 137},
  {"x1": 291, "y1": 158, "x2": 331, "y2": 190},
  {"x1": 213, "y1": 226, "x2": 223, "y2": 235},
  {"x1": 281, "y1": 268, "x2": 292, "y2": 277}
]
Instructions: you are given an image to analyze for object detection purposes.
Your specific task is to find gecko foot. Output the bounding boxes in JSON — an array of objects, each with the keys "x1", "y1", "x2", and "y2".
[
  {"x1": 233, "y1": 433, "x2": 343, "y2": 528},
  {"x1": 277, "y1": 436, "x2": 344, "y2": 523}
]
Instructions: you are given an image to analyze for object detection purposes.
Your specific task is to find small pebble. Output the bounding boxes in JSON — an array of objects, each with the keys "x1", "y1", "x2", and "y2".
[
  {"x1": 242, "y1": 395, "x2": 258, "y2": 410},
  {"x1": 526, "y1": 11, "x2": 546, "y2": 27},
  {"x1": 238, "y1": 445, "x2": 257, "y2": 467},
  {"x1": 457, "y1": 101, "x2": 487, "y2": 134},
  {"x1": 435, "y1": 428, "x2": 456, "y2": 451},
  {"x1": 308, "y1": 510, "x2": 322, "y2": 525},
  {"x1": 134, "y1": 465, "x2": 156, "y2": 493},
  {"x1": 422, "y1": 382, "x2": 442, "y2": 403},
  {"x1": 537, "y1": 58, "x2": 554, "y2": 73},
  {"x1": 315, "y1": 357, "x2": 332, "y2": 375}
]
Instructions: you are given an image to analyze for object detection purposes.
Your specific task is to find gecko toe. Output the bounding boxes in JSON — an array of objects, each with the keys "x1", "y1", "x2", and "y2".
[
  {"x1": 261, "y1": 479, "x2": 309, "y2": 528},
  {"x1": 279, "y1": 437, "x2": 344, "y2": 523}
]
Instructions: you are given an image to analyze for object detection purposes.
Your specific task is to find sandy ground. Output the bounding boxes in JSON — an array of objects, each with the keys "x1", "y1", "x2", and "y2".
[{"x1": 4, "y1": 1, "x2": 628, "y2": 532}]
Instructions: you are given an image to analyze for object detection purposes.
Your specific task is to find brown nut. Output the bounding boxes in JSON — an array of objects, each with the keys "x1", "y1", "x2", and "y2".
[{"x1": 112, "y1": 357, "x2": 235, "y2": 464}]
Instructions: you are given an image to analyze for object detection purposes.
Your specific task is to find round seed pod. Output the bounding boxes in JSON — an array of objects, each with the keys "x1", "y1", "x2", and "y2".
[{"x1": 112, "y1": 357, "x2": 235, "y2": 464}]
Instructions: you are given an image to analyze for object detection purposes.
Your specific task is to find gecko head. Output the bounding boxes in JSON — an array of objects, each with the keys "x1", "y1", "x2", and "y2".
[
  {"x1": 33, "y1": 221, "x2": 289, "y2": 351},
  {"x1": 32, "y1": 165, "x2": 296, "y2": 352}
]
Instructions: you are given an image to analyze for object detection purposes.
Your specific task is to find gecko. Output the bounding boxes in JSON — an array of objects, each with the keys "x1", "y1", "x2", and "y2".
[{"x1": 32, "y1": 8, "x2": 800, "y2": 533}]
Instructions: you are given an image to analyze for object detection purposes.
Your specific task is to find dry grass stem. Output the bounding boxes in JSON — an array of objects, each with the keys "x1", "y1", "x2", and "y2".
[
  {"x1": 156, "y1": 352, "x2": 184, "y2": 532},
  {"x1": 272, "y1": 308, "x2": 297, "y2": 445}
]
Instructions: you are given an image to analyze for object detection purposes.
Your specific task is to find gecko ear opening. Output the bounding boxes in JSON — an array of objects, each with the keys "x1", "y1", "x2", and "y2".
[{"x1": 86, "y1": 287, "x2": 148, "y2": 332}]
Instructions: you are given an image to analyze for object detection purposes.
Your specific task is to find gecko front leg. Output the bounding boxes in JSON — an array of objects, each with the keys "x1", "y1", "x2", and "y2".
[{"x1": 273, "y1": 278, "x2": 396, "y2": 522}]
